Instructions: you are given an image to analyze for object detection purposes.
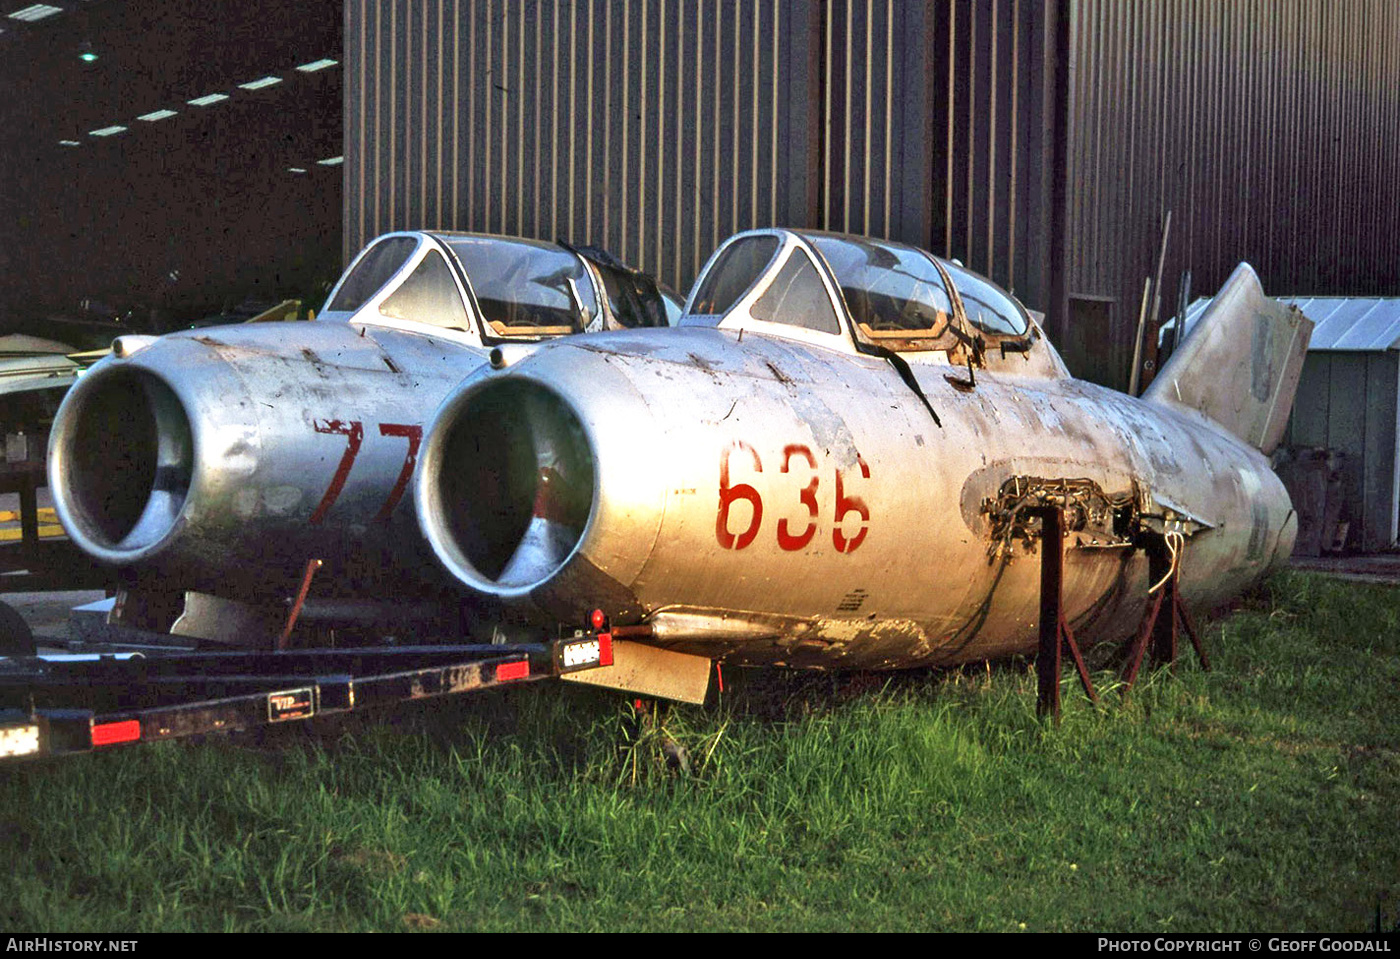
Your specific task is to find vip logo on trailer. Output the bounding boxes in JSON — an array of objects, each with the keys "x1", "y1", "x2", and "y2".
[{"x1": 267, "y1": 687, "x2": 314, "y2": 722}]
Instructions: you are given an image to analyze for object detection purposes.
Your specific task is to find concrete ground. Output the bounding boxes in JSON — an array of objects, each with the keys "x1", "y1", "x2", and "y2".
[
  {"x1": 0, "y1": 487, "x2": 55, "y2": 509},
  {"x1": 0, "y1": 589, "x2": 107, "y2": 647},
  {"x1": 1289, "y1": 553, "x2": 1400, "y2": 586},
  {"x1": 1, "y1": 487, "x2": 104, "y2": 649}
]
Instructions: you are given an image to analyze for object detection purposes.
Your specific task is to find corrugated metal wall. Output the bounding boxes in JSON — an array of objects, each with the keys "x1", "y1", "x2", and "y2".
[
  {"x1": 346, "y1": 0, "x2": 1400, "y2": 376},
  {"x1": 344, "y1": 0, "x2": 820, "y2": 294},
  {"x1": 934, "y1": 0, "x2": 1064, "y2": 312},
  {"x1": 343, "y1": 0, "x2": 1065, "y2": 309},
  {"x1": 1069, "y1": 0, "x2": 1400, "y2": 388}
]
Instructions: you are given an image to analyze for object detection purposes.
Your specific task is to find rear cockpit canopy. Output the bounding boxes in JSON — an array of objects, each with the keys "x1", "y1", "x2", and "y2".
[
  {"x1": 317, "y1": 231, "x2": 676, "y2": 344},
  {"x1": 682, "y1": 228, "x2": 1064, "y2": 376}
]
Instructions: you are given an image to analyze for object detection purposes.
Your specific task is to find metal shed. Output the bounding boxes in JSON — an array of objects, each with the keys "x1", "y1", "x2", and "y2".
[{"x1": 1174, "y1": 296, "x2": 1400, "y2": 551}]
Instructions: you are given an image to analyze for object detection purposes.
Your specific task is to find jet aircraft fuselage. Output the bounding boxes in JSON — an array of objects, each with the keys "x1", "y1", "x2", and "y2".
[
  {"x1": 48, "y1": 231, "x2": 675, "y2": 624},
  {"x1": 416, "y1": 229, "x2": 1309, "y2": 669}
]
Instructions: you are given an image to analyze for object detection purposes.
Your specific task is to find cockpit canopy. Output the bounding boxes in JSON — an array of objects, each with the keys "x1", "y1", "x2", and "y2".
[
  {"x1": 683, "y1": 229, "x2": 1040, "y2": 364},
  {"x1": 445, "y1": 236, "x2": 598, "y2": 337},
  {"x1": 319, "y1": 231, "x2": 680, "y2": 343}
]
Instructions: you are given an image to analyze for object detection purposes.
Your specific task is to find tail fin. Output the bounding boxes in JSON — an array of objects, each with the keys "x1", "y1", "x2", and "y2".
[{"x1": 1143, "y1": 263, "x2": 1312, "y2": 455}]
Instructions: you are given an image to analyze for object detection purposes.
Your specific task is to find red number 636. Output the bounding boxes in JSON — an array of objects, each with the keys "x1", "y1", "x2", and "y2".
[{"x1": 716, "y1": 441, "x2": 870, "y2": 553}]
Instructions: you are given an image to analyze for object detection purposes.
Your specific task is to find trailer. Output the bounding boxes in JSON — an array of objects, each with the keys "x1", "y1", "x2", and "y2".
[{"x1": 0, "y1": 628, "x2": 617, "y2": 761}]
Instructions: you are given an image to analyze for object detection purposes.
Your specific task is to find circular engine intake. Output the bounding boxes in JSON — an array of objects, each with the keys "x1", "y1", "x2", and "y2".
[
  {"x1": 422, "y1": 379, "x2": 595, "y2": 596},
  {"x1": 50, "y1": 367, "x2": 193, "y2": 561}
]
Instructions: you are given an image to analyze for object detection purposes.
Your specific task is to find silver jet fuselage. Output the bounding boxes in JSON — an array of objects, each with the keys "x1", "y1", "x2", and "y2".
[
  {"x1": 49, "y1": 231, "x2": 651, "y2": 600},
  {"x1": 52, "y1": 320, "x2": 469, "y2": 595},
  {"x1": 417, "y1": 230, "x2": 1309, "y2": 668}
]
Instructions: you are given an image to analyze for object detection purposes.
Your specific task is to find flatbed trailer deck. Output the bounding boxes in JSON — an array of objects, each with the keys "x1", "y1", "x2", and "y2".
[{"x1": 0, "y1": 631, "x2": 614, "y2": 761}]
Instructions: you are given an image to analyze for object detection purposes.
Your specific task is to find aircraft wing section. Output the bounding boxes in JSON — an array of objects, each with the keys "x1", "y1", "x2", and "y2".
[
  {"x1": 0, "y1": 354, "x2": 79, "y2": 398},
  {"x1": 1143, "y1": 262, "x2": 1312, "y2": 455}
]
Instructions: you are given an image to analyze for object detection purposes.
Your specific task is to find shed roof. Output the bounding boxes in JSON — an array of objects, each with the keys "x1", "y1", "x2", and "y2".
[{"x1": 1176, "y1": 296, "x2": 1400, "y2": 352}]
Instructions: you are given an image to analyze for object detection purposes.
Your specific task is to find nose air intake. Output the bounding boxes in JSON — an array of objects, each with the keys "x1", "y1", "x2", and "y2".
[
  {"x1": 51, "y1": 368, "x2": 194, "y2": 558},
  {"x1": 423, "y1": 380, "x2": 595, "y2": 595},
  {"x1": 496, "y1": 466, "x2": 580, "y2": 586}
]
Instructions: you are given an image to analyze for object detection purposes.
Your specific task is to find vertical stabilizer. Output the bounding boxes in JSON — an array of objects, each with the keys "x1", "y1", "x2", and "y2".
[{"x1": 1143, "y1": 263, "x2": 1312, "y2": 455}]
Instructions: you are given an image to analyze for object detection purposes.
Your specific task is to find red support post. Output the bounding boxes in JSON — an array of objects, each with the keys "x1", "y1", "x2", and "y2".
[
  {"x1": 278, "y1": 558, "x2": 323, "y2": 651},
  {"x1": 1122, "y1": 531, "x2": 1209, "y2": 697},
  {"x1": 1035, "y1": 507, "x2": 1099, "y2": 721}
]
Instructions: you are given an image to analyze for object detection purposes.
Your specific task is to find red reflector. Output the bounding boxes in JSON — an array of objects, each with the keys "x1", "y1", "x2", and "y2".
[
  {"x1": 598, "y1": 632, "x2": 614, "y2": 667},
  {"x1": 496, "y1": 659, "x2": 530, "y2": 682},
  {"x1": 591, "y1": 608, "x2": 606, "y2": 630},
  {"x1": 91, "y1": 719, "x2": 141, "y2": 747}
]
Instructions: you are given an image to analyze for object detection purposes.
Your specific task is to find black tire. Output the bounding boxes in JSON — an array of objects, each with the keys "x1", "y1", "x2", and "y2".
[{"x1": 0, "y1": 600, "x2": 36, "y2": 657}]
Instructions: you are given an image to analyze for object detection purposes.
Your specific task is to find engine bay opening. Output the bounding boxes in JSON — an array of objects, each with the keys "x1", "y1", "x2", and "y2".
[
  {"x1": 62, "y1": 370, "x2": 193, "y2": 551},
  {"x1": 435, "y1": 380, "x2": 594, "y2": 589}
]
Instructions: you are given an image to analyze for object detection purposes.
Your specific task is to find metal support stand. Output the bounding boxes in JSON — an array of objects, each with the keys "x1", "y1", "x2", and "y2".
[
  {"x1": 1121, "y1": 531, "x2": 1209, "y2": 695},
  {"x1": 17, "y1": 476, "x2": 38, "y2": 565},
  {"x1": 1034, "y1": 507, "x2": 1099, "y2": 721},
  {"x1": 278, "y1": 559, "x2": 324, "y2": 651}
]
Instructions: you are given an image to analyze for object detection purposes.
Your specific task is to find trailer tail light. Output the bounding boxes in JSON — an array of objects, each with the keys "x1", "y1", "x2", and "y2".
[
  {"x1": 0, "y1": 722, "x2": 41, "y2": 758},
  {"x1": 496, "y1": 659, "x2": 531, "y2": 682},
  {"x1": 91, "y1": 719, "x2": 141, "y2": 747}
]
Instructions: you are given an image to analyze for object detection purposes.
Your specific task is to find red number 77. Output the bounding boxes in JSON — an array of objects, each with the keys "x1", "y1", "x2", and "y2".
[{"x1": 309, "y1": 420, "x2": 422, "y2": 525}]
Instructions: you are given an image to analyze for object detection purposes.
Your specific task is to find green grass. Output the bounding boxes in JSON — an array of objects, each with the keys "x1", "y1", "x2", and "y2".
[{"x1": 1, "y1": 570, "x2": 1397, "y2": 932}]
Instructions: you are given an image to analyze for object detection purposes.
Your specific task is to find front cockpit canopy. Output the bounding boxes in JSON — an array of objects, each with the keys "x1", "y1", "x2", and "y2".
[
  {"x1": 319, "y1": 231, "x2": 675, "y2": 342},
  {"x1": 442, "y1": 236, "x2": 599, "y2": 337},
  {"x1": 683, "y1": 229, "x2": 1034, "y2": 357},
  {"x1": 324, "y1": 236, "x2": 420, "y2": 315}
]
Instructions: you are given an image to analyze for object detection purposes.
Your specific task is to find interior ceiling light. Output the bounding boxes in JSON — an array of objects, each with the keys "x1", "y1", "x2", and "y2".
[
  {"x1": 239, "y1": 76, "x2": 282, "y2": 90},
  {"x1": 58, "y1": 139, "x2": 81, "y2": 146},
  {"x1": 9, "y1": 4, "x2": 62, "y2": 22},
  {"x1": 187, "y1": 93, "x2": 229, "y2": 107},
  {"x1": 137, "y1": 109, "x2": 177, "y2": 122},
  {"x1": 287, "y1": 167, "x2": 307, "y2": 174},
  {"x1": 89, "y1": 125, "x2": 127, "y2": 137},
  {"x1": 316, "y1": 156, "x2": 343, "y2": 166},
  {"x1": 295, "y1": 58, "x2": 338, "y2": 72}
]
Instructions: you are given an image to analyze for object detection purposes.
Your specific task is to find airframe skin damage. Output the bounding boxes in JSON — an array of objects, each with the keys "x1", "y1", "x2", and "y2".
[
  {"x1": 47, "y1": 232, "x2": 673, "y2": 640},
  {"x1": 417, "y1": 229, "x2": 1311, "y2": 670}
]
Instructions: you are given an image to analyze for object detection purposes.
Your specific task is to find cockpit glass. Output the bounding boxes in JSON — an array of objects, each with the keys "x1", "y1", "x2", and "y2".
[
  {"x1": 325, "y1": 236, "x2": 418, "y2": 313},
  {"x1": 443, "y1": 237, "x2": 599, "y2": 337},
  {"x1": 689, "y1": 235, "x2": 781, "y2": 315},
  {"x1": 810, "y1": 236, "x2": 953, "y2": 340},
  {"x1": 941, "y1": 261, "x2": 1029, "y2": 336},
  {"x1": 749, "y1": 248, "x2": 841, "y2": 334},
  {"x1": 378, "y1": 250, "x2": 470, "y2": 330},
  {"x1": 588, "y1": 255, "x2": 674, "y2": 329}
]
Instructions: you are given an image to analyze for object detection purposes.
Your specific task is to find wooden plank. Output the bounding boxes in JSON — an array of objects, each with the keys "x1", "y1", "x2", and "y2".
[
  {"x1": 1326, "y1": 353, "x2": 1368, "y2": 550},
  {"x1": 1288, "y1": 354, "x2": 1331, "y2": 447},
  {"x1": 1362, "y1": 353, "x2": 1398, "y2": 549},
  {"x1": 560, "y1": 640, "x2": 711, "y2": 705}
]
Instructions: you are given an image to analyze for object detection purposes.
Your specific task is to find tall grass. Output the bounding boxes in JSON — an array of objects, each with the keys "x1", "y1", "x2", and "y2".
[{"x1": 1, "y1": 570, "x2": 1395, "y2": 932}]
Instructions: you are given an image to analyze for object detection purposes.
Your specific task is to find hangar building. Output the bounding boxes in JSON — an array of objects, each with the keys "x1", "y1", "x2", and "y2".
[{"x1": 3, "y1": 0, "x2": 1399, "y2": 392}]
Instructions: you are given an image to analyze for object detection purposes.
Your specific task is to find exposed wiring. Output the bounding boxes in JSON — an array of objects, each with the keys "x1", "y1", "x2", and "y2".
[{"x1": 1148, "y1": 530, "x2": 1185, "y2": 594}]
